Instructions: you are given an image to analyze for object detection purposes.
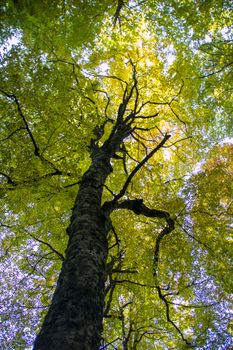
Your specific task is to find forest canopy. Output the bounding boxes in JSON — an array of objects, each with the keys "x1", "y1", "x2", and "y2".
[{"x1": 0, "y1": 1, "x2": 232, "y2": 349}]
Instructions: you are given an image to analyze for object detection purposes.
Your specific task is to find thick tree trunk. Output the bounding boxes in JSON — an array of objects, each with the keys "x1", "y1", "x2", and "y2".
[
  {"x1": 33, "y1": 153, "x2": 112, "y2": 350},
  {"x1": 33, "y1": 95, "x2": 133, "y2": 349}
]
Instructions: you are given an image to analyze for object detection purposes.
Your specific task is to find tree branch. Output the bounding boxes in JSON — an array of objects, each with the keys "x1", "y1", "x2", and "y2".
[
  {"x1": 27, "y1": 232, "x2": 65, "y2": 261},
  {"x1": 157, "y1": 285, "x2": 195, "y2": 347},
  {"x1": 113, "y1": 0, "x2": 124, "y2": 26},
  {"x1": 153, "y1": 218, "x2": 175, "y2": 277},
  {"x1": 0, "y1": 89, "x2": 65, "y2": 175},
  {"x1": 0, "y1": 171, "x2": 16, "y2": 186},
  {"x1": 111, "y1": 199, "x2": 170, "y2": 219},
  {"x1": 0, "y1": 127, "x2": 26, "y2": 142},
  {"x1": 0, "y1": 90, "x2": 40, "y2": 155},
  {"x1": 113, "y1": 134, "x2": 171, "y2": 201},
  {"x1": 199, "y1": 61, "x2": 233, "y2": 78}
]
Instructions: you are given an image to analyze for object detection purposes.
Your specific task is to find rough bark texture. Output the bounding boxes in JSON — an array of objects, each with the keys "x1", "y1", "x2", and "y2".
[{"x1": 33, "y1": 152, "x2": 112, "y2": 350}]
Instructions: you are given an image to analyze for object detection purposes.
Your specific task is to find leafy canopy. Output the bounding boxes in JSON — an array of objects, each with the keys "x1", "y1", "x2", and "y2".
[{"x1": 0, "y1": 1, "x2": 232, "y2": 349}]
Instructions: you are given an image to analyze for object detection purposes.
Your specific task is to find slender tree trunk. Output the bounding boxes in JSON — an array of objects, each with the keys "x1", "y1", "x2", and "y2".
[{"x1": 33, "y1": 153, "x2": 112, "y2": 350}]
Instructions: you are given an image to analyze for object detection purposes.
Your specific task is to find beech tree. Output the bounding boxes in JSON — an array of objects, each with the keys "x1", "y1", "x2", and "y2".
[{"x1": 0, "y1": 1, "x2": 232, "y2": 349}]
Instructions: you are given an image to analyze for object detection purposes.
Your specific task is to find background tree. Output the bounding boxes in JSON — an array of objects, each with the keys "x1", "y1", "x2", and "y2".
[{"x1": 0, "y1": 1, "x2": 232, "y2": 349}]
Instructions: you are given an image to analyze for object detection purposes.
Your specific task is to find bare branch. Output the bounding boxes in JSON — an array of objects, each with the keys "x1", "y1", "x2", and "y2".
[
  {"x1": 0, "y1": 90, "x2": 40, "y2": 155},
  {"x1": 170, "y1": 79, "x2": 184, "y2": 103},
  {"x1": 93, "y1": 89, "x2": 111, "y2": 118},
  {"x1": 113, "y1": 134, "x2": 171, "y2": 201},
  {"x1": 113, "y1": 0, "x2": 124, "y2": 26},
  {"x1": 136, "y1": 100, "x2": 168, "y2": 115},
  {"x1": 100, "y1": 337, "x2": 121, "y2": 349},
  {"x1": 199, "y1": 61, "x2": 233, "y2": 78},
  {"x1": 133, "y1": 131, "x2": 160, "y2": 142},
  {"x1": 63, "y1": 181, "x2": 80, "y2": 188},
  {"x1": 168, "y1": 104, "x2": 187, "y2": 128},
  {"x1": 112, "y1": 198, "x2": 170, "y2": 218},
  {"x1": 0, "y1": 89, "x2": 66, "y2": 175},
  {"x1": 136, "y1": 80, "x2": 184, "y2": 124},
  {"x1": 121, "y1": 143, "x2": 129, "y2": 175},
  {"x1": 107, "y1": 198, "x2": 175, "y2": 281},
  {"x1": 104, "y1": 279, "x2": 117, "y2": 316},
  {"x1": 153, "y1": 219, "x2": 175, "y2": 277},
  {"x1": 177, "y1": 221, "x2": 215, "y2": 255},
  {"x1": 131, "y1": 132, "x2": 148, "y2": 154},
  {"x1": 167, "y1": 300, "x2": 220, "y2": 309},
  {"x1": 48, "y1": 58, "x2": 81, "y2": 86},
  {"x1": 114, "y1": 279, "x2": 151, "y2": 287},
  {"x1": 124, "y1": 147, "x2": 139, "y2": 163},
  {"x1": 27, "y1": 232, "x2": 65, "y2": 261},
  {"x1": 103, "y1": 184, "x2": 115, "y2": 198},
  {"x1": 130, "y1": 58, "x2": 139, "y2": 115},
  {"x1": 157, "y1": 285, "x2": 196, "y2": 347},
  {"x1": 0, "y1": 127, "x2": 26, "y2": 142},
  {"x1": 108, "y1": 225, "x2": 121, "y2": 252},
  {"x1": 163, "y1": 136, "x2": 192, "y2": 148},
  {"x1": 134, "y1": 112, "x2": 159, "y2": 119},
  {"x1": 0, "y1": 171, "x2": 16, "y2": 186},
  {"x1": 91, "y1": 74, "x2": 128, "y2": 86}
]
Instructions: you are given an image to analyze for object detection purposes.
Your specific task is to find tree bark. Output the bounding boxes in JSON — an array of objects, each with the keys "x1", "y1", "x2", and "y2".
[
  {"x1": 33, "y1": 152, "x2": 112, "y2": 350},
  {"x1": 33, "y1": 94, "x2": 133, "y2": 348},
  {"x1": 33, "y1": 79, "x2": 168, "y2": 348}
]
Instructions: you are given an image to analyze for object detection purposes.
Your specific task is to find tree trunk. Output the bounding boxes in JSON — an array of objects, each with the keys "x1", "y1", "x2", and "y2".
[
  {"x1": 33, "y1": 153, "x2": 112, "y2": 350},
  {"x1": 33, "y1": 92, "x2": 133, "y2": 349}
]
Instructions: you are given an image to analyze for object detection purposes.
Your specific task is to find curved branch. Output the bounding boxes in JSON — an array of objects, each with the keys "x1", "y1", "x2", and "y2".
[
  {"x1": 111, "y1": 198, "x2": 171, "y2": 219},
  {"x1": 0, "y1": 171, "x2": 16, "y2": 186},
  {"x1": 153, "y1": 218, "x2": 175, "y2": 277},
  {"x1": 105, "y1": 197, "x2": 175, "y2": 280}
]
